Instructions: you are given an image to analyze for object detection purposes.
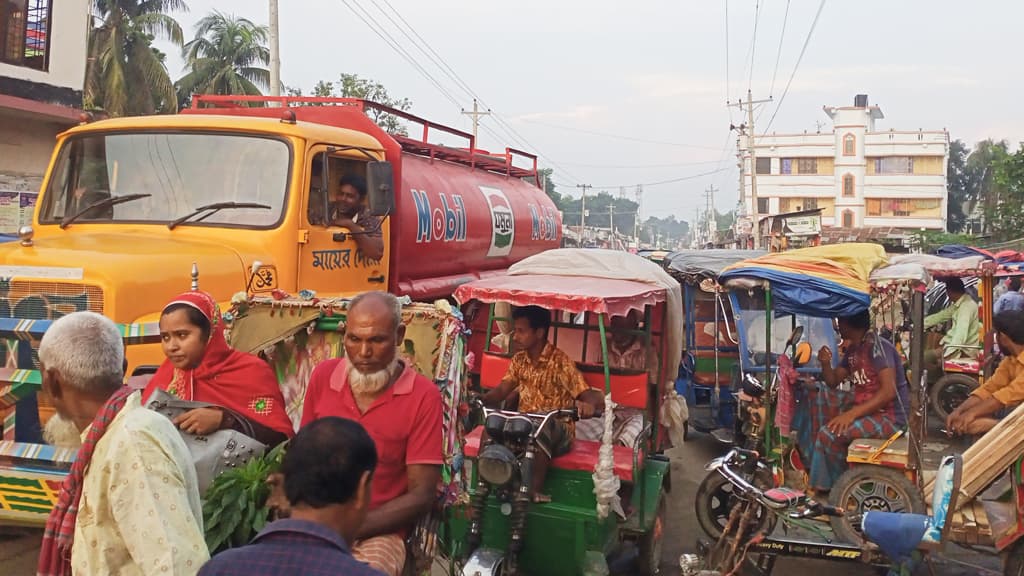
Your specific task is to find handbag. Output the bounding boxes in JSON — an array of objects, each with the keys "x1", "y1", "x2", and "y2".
[{"x1": 145, "y1": 388, "x2": 267, "y2": 494}]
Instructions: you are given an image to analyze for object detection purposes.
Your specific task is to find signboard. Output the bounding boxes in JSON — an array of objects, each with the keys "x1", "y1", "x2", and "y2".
[
  {"x1": 783, "y1": 213, "x2": 821, "y2": 236},
  {"x1": 0, "y1": 191, "x2": 36, "y2": 235}
]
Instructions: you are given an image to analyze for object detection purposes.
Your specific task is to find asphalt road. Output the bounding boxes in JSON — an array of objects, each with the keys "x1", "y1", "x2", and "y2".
[{"x1": 0, "y1": 431, "x2": 1006, "y2": 576}]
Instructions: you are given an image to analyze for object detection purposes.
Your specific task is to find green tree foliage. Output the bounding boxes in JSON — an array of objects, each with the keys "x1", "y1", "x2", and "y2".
[
  {"x1": 989, "y1": 143, "x2": 1024, "y2": 242},
  {"x1": 560, "y1": 191, "x2": 639, "y2": 234},
  {"x1": 85, "y1": 0, "x2": 185, "y2": 116},
  {"x1": 176, "y1": 12, "x2": 270, "y2": 107},
  {"x1": 640, "y1": 215, "x2": 689, "y2": 246},
  {"x1": 946, "y1": 139, "x2": 970, "y2": 232},
  {"x1": 287, "y1": 74, "x2": 413, "y2": 135}
]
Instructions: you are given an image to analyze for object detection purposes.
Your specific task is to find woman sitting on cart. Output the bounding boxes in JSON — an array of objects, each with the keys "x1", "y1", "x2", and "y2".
[
  {"x1": 143, "y1": 290, "x2": 294, "y2": 447},
  {"x1": 799, "y1": 309, "x2": 910, "y2": 494},
  {"x1": 482, "y1": 305, "x2": 604, "y2": 502},
  {"x1": 946, "y1": 309, "x2": 1024, "y2": 436}
]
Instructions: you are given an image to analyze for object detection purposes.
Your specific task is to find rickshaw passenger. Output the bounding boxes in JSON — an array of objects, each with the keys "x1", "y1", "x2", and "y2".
[
  {"x1": 924, "y1": 278, "x2": 980, "y2": 381},
  {"x1": 995, "y1": 277, "x2": 1024, "y2": 315},
  {"x1": 946, "y1": 310, "x2": 1024, "y2": 436},
  {"x1": 576, "y1": 310, "x2": 650, "y2": 447},
  {"x1": 482, "y1": 305, "x2": 604, "y2": 503},
  {"x1": 801, "y1": 310, "x2": 909, "y2": 493}
]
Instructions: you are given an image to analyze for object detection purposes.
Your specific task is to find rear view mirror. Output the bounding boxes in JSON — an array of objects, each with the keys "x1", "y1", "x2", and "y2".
[
  {"x1": 787, "y1": 326, "x2": 804, "y2": 348},
  {"x1": 367, "y1": 161, "x2": 394, "y2": 216}
]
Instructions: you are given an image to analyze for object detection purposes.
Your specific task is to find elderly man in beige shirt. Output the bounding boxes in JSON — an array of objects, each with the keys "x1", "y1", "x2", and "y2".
[{"x1": 36, "y1": 311, "x2": 208, "y2": 576}]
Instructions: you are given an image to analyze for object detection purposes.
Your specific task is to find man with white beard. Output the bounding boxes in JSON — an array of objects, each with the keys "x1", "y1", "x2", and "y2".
[{"x1": 300, "y1": 291, "x2": 443, "y2": 576}]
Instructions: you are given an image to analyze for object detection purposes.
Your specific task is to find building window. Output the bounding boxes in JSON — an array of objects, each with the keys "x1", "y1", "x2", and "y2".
[
  {"x1": 874, "y1": 157, "x2": 915, "y2": 174},
  {"x1": 843, "y1": 133, "x2": 855, "y2": 156},
  {"x1": 804, "y1": 197, "x2": 818, "y2": 210},
  {"x1": 781, "y1": 158, "x2": 793, "y2": 174},
  {"x1": 842, "y1": 210, "x2": 854, "y2": 228},
  {"x1": 867, "y1": 199, "x2": 881, "y2": 216},
  {"x1": 755, "y1": 157, "x2": 771, "y2": 175},
  {"x1": 797, "y1": 158, "x2": 818, "y2": 174},
  {"x1": 756, "y1": 198, "x2": 769, "y2": 214},
  {"x1": 892, "y1": 199, "x2": 912, "y2": 216},
  {"x1": 0, "y1": 0, "x2": 51, "y2": 71},
  {"x1": 842, "y1": 174, "x2": 855, "y2": 197}
]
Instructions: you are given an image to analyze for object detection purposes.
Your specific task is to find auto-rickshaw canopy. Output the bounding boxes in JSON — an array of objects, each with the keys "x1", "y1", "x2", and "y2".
[{"x1": 453, "y1": 274, "x2": 665, "y2": 317}]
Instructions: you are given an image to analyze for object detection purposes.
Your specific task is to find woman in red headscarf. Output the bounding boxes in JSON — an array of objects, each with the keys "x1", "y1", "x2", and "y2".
[{"x1": 143, "y1": 291, "x2": 294, "y2": 446}]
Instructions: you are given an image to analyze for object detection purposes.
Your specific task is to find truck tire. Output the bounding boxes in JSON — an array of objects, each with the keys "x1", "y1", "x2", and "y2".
[
  {"x1": 930, "y1": 373, "x2": 978, "y2": 423},
  {"x1": 695, "y1": 469, "x2": 776, "y2": 540},
  {"x1": 829, "y1": 465, "x2": 925, "y2": 545}
]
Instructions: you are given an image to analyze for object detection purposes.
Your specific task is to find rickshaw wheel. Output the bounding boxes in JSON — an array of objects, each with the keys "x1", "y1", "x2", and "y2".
[
  {"x1": 829, "y1": 465, "x2": 925, "y2": 544},
  {"x1": 930, "y1": 373, "x2": 978, "y2": 423},
  {"x1": 695, "y1": 469, "x2": 776, "y2": 540},
  {"x1": 1003, "y1": 536, "x2": 1024, "y2": 576},
  {"x1": 637, "y1": 493, "x2": 667, "y2": 575}
]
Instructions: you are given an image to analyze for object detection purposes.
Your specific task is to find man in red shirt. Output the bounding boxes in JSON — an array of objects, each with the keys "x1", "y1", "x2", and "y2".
[{"x1": 302, "y1": 291, "x2": 443, "y2": 576}]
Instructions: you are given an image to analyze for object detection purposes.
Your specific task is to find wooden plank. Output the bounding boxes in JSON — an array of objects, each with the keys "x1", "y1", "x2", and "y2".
[
  {"x1": 974, "y1": 499, "x2": 991, "y2": 537},
  {"x1": 961, "y1": 504, "x2": 979, "y2": 545}
]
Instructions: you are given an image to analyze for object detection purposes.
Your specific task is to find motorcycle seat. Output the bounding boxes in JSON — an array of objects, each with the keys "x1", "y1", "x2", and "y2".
[
  {"x1": 862, "y1": 454, "x2": 962, "y2": 561},
  {"x1": 763, "y1": 486, "x2": 806, "y2": 508},
  {"x1": 463, "y1": 425, "x2": 636, "y2": 482}
]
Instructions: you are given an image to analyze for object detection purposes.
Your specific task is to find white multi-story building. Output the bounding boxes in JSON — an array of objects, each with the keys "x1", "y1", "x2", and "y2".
[
  {"x1": 739, "y1": 94, "x2": 948, "y2": 236},
  {"x1": 0, "y1": 0, "x2": 87, "y2": 231}
]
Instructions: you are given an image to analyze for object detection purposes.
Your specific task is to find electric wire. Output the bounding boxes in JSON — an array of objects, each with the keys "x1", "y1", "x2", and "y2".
[{"x1": 764, "y1": 0, "x2": 826, "y2": 133}]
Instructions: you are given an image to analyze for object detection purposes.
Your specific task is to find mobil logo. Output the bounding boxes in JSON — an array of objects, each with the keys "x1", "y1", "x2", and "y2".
[
  {"x1": 529, "y1": 204, "x2": 559, "y2": 241},
  {"x1": 479, "y1": 186, "x2": 514, "y2": 258},
  {"x1": 411, "y1": 189, "x2": 466, "y2": 243}
]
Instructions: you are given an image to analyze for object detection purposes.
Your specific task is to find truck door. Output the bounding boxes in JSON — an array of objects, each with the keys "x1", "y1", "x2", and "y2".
[{"x1": 298, "y1": 146, "x2": 391, "y2": 296}]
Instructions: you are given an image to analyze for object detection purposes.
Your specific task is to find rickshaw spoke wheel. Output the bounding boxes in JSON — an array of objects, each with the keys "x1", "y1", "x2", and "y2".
[
  {"x1": 930, "y1": 373, "x2": 979, "y2": 422},
  {"x1": 829, "y1": 465, "x2": 925, "y2": 545},
  {"x1": 695, "y1": 469, "x2": 776, "y2": 540}
]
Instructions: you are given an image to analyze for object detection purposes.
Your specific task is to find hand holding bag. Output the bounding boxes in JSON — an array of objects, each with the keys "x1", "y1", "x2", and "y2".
[{"x1": 145, "y1": 388, "x2": 267, "y2": 494}]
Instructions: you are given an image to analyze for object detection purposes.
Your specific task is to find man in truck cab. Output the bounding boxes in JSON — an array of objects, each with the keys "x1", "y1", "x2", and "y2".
[
  {"x1": 301, "y1": 291, "x2": 443, "y2": 576},
  {"x1": 309, "y1": 168, "x2": 385, "y2": 261},
  {"x1": 946, "y1": 310, "x2": 1024, "y2": 436},
  {"x1": 482, "y1": 305, "x2": 604, "y2": 503}
]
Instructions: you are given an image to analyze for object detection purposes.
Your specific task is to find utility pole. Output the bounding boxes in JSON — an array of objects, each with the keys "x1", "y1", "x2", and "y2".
[
  {"x1": 728, "y1": 89, "x2": 772, "y2": 249},
  {"x1": 461, "y1": 99, "x2": 492, "y2": 145},
  {"x1": 268, "y1": 0, "x2": 281, "y2": 99},
  {"x1": 635, "y1": 185, "x2": 642, "y2": 248},
  {"x1": 705, "y1": 185, "x2": 718, "y2": 247},
  {"x1": 576, "y1": 184, "x2": 592, "y2": 241}
]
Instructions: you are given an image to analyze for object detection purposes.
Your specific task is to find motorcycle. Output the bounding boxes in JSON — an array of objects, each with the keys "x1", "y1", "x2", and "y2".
[
  {"x1": 691, "y1": 447, "x2": 889, "y2": 575},
  {"x1": 463, "y1": 398, "x2": 579, "y2": 576}
]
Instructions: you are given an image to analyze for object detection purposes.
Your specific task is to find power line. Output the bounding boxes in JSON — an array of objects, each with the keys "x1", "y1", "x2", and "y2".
[
  {"x1": 725, "y1": 0, "x2": 732, "y2": 123},
  {"x1": 554, "y1": 166, "x2": 731, "y2": 191},
  {"x1": 764, "y1": 0, "x2": 826, "y2": 133},
  {"x1": 769, "y1": 0, "x2": 791, "y2": 97},
  {"x1": 517, "y1": 118, "x2": 725, "y2": 150},
  {"x1": 367, "y1": 0, "x2": 584, "y2": 184},
  {"x1": 748, "y1": 0, "x2": 762, "y2": 91},
  {"x1": 556, "y1": 158, "x2": 725, "y2": 169}
]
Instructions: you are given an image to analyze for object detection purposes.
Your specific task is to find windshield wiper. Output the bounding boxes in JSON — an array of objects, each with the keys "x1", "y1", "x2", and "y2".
[
  {"x1": 60, "y1": 193, "x2": 151, "y2": 229},
  {"x1": 168, "y1": 202, "x2": 272, "y2": 230}
]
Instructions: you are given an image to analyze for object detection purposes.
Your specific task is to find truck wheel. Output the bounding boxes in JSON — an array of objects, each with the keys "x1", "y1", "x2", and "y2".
[
  {"x1": 1004, "y1": 536, "x2": 1024, "y2": 576},
  {"x1": 637, "y1": 494, "x2": 666, "y2": 575},
  {"x1": 695, "y1": 469, "x2": 776, "y2": 540},
  {"x1": 829, "y1": 465, "x2": 925, "y2": 544},
  {"x1": 930, "y1": 373, "x2": 978, "y2": 423}
]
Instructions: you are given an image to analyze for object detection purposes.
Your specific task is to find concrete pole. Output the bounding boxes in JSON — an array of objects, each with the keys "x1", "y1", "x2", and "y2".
[{"x1": 269, "y1": 0, "x2": 281, "y2": 98}]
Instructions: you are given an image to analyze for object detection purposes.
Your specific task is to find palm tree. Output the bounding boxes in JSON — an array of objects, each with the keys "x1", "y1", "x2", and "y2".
[
  {"x1": 176, "y1": 12, "x2": 270, "y2": 105},
  {"x1": 85, "y1": 0, "x2": 186, "y2": 116}
]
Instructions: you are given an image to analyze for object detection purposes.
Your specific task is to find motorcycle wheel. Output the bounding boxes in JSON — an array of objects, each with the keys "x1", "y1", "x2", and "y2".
[
  {"x1": 930, "y1": 373, "x2": 979, "y2": 423},
  {"x1": 695, "y1": 469, "x2": 776, "y2": 540},
  {"x1": 829, "y1": 465, "x2": 925, "y2": 544}
]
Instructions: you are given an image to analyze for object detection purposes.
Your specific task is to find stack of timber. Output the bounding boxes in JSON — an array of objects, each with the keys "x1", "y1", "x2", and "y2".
[{"x1": 924, "y1": 400, "x2": 1024, "y2": 505}]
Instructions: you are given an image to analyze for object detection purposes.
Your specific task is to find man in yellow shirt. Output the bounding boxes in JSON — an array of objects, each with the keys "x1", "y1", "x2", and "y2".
[
  {"x1": 946, "y1": 310, "x2": 1024, "y2": 436},
  {"x1": 36, "y1": 312, "x2": 208, "y2": 576}
]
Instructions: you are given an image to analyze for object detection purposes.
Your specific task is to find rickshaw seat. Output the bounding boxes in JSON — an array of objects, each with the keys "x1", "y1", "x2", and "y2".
[
  {"x1": 576, "y1": 363, "x2": 648, "y2": 410},
  {"x1": 463, "y1": 425, "x2": 636, "y2": 482},
  {"x1": 689, "y1": 349, "x2": 737, "y2": 387},
  {"x1": 479, "y1": 352, "x2": 512, "y2": 389},
  {"x1": 943, "y1": 358, "x2": 980, "y2": 374}
]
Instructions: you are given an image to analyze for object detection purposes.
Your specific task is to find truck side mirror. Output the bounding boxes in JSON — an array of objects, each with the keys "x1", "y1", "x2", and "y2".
[{"x1": 367, "y1": 161, "x2": 394, "y2": 216}]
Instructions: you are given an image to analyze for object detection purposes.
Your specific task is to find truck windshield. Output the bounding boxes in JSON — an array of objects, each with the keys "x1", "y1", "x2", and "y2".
[{"x1": 39, "y1": 132, "x2": 290, "y2": 228}]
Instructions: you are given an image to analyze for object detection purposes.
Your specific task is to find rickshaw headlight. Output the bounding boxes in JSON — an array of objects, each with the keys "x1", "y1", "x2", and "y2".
[{"x1": 478, "y1": 444, "x2": 516, "y2": 485}]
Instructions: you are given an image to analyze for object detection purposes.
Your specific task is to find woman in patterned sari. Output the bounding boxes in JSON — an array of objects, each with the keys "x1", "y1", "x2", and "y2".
[{"x1": 143, "y1": 290, "x2": 294, "y2": 446}]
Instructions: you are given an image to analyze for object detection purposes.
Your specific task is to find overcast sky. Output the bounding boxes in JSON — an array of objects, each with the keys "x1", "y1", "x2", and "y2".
[{"x1": 157, "y1": 1, "x2": 1024, "y2": 223}]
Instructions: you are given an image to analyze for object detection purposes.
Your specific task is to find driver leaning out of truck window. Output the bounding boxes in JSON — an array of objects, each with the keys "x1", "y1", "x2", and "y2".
[
  {"x1": 576, "y1": 310, "x2": 651, "y2": 448},
  {"x1": 327, "y1": 174, "x2": 385, "y2": 261},
  {"x1": 946, "y1": 310, "x2": 1024, "y2": 436},
  {"x1": 798, "y1": 310, "x2": 910, "y2": 495},
  {"x1": 482, "y1": 305, "x2": 604, "y2": 503}
]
